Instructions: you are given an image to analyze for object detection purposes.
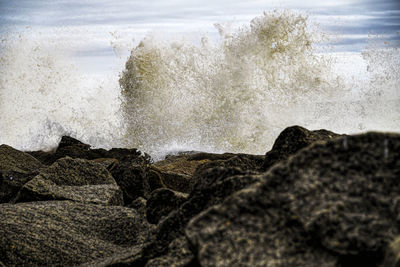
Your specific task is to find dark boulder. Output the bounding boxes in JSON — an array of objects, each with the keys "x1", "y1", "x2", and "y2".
[
  {"x1": 0, "y1": 144, "x2": 44, "y2": 203},
  {"x1": 15, "y1": 157, "x2": 123, "y2": 205},
  {"x1": 141, "y1": 169, "x2": 262, "y2": 262},
  {"x1": 27, "y1": 136, "x2": 151, "y2": 166},
  {"x1": 57, "y1": 135, "x2": 91, "y2": 150},
  {"x1": 145, "y1": 237, "x2": 195, "y2": 267},
  {"x1": 383, "y1": 237, "x2": 400, "y2": 267},
  {"x1": 0, "y1": 200, "x2": 153, "y2": 266},
  {"x1": 28, "y1": 136, "x2": 152, "y2": 205},
  {"x1": 128, "y1": 197, "x2": 147, "y2": 217},
  {"x1": 186, "y1": 132, "x2": 400, "y2": 266},
  {"x1": 148, "y1": 152, "x2": 264, "y2": 196},
  {"x1": 110, "y1": 161, "x2": 148, "y2": 205},
  {"x1": 262, "y1": 125, "x2": 341, "y2": 171},
  {"x1": 146, "y1": 188, "x2": 188, "y2": 224}
]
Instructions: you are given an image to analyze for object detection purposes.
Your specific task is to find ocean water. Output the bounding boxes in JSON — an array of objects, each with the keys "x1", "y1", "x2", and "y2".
[{"x1": 1, "y1": 10, "x2": 399, "y2": 160}]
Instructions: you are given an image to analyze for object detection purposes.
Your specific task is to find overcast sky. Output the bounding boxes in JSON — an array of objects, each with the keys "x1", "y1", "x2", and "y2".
[{"x1": 1, "y1": 0, "x2": 399, "y2": 73}]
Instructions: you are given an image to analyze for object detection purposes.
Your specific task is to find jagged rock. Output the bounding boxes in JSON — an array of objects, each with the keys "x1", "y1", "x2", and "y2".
[
  {"x1": 28, "y1": 136, "x2": 151, "y2": 166},
  {"x1": 145, "y1": 237, "x2": 195, "y2": 267},
  {"x1": 145, "y1": 167, "x2": 192, "y2": 196},
  {"x1": 146, "y1": 153, "x2": 213, "y2": 195},
  {"x1": 148, "y1": 152, "x2": 264, "y2": 196},
  {"x1": 81, "y1": 247, "x2": 146, "y2": 267},
  {"x1": 90, "y1": 158, "x2": 119, "y2": 171},
  {"x1": 15, "y1": 157, "x2": 123, "y2": 205},
  {"x1": 128, "y1": 197, "x2": 147, "y2": 216},
  {"x1": 288, "y1": 133, "x2": 400, "y2": 260},
  {"x1": 28, "y1": 136, "x2": 152, "y2": 205},
  {"x1": 0, "y1": 144, "x2": 44, "y2": 203},
  {"x1": 57, "y1": 135, "x2": 91, "y2": 150},
  {"x1": 186, "y1": 132, "x2": 400, "y2": 266},
  {"x1": 110, "y1": 161, "x2": 148, "y2": 205},
  {"x1": 141, "y1": 169, "x2": 262, "y2": 262},
  {"x1": 0, "y1": 200, "x2": 153, "y2": 266},
  {"x1": 262, "y1": 125, "x2": 341, "y2": 171},
  {"x1": 146, "y1": 188, "x2": 188, "y2": 224},
  {"x1": 383, "y1": 237, "x2": 400, "y2": 267}
]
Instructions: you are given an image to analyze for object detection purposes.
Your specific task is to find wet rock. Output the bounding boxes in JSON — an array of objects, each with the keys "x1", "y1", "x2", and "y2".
[
  {"x1": 28, "y1": 136, "x2": 151, "y2": 166},
  {"x1": 128, "y1": 197, "x2": 147, "y2": 217},
  {"x1": 145, "y1": 237, "x2": 195, "y2": 267},
  {"x1": 81, "y1": 247, "x2": 146, "y2": 267},
  {"x1": 90, "y1": 158, "x2": 119, "y2": 171},
  {"x1": 146, "y1": 167, "x2": 191, "y2": 196},
  {"x1": 110, "y1": 161, "x2": 148, "y2": 205},
  {"x1": 15, "y1": 157, "x2": 123, "y2": 205},
  {"x1": 57, "y1": 135, "x2": 91, "y2": 150},
  {"x1": 186, "y1": 132, "x2": 400, "y2": 266},
  {"x1": 146, "y1": 153, "x2": 212, "y2": 195},
  {"x1": 262, "y1": 125, "x2": 341, "y2": 171},
  {"x1": 148, "y1": 152, "x2": 264, "y2": 196},
  {"x1": 0, "y1": 144, "x2": 44, "y2": 203},
  {"x1": 287, "y1": 133, "x2": 400, "y2": 259},
  {"x1": 141, "y1": 170, "x2": 262, "y2": 262},
  {"x1": 383, "y1": 237, "x2": 400, "y2": 267},
  {"x1": 146, "y1": 188, "x2": 189, "y2": 224},
  {"x1": 0, "y1": 200, "x2": 153, "y2": 266}
]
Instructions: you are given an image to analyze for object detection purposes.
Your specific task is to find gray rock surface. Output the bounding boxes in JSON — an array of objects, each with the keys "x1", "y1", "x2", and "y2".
[
  {"x1": 262, "y1": 125, "x2": 341, "y2": 170},
  {"x1": 15, "y1": 157, "x2": 123, "y2": 205},
  {"x1": 187, "y1": 132, "x2": 400, "y2": 266},
  {"x1": 146, "y1": 188, "x2": 188, "y2": 224},
  {"x1": 0, "y1": 144, "x2": 44, "y2": 203},
  {"x1": 0, "y1": 201, "x2": 153, "y2": 266}
]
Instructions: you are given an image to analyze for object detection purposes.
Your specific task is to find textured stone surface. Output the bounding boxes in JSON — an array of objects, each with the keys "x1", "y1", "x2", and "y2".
[
  {"x1": 145, "y1": 237, "x2": 194, "y2": 267},
  {"x1": 2, "y1": 128, "x2": 399, "y2": 266},
  {"x1": 0, "y1": 201, "x2": 153, "y2": 266},
  {"x1": 0, "y1": 144, "x2": 44, "y2": 203},
  {"x1": 186, "y1": 132, "x2": 400, "y2": 266},
  {"x1": 28, "y1": 136, "x2": 151, "y2": 166},
  {"x1": 128, "y1": 197, "x2": 147, "y2": 217},
  {"x1": 110, "y1": 161, "x2": 148, "y2": 205},
  {"x1": 383, "y1": 236, "x2": 400, "y2": 267},
  {"x1": 15, "y1": 157, "x2": 123, "y2": 205},
  {"x1": 146, "y1": 188, "x2": 188, "y2": 224},
  {"x1": 262, "y1": 125, "x2": 341, "y2": 170},
  {"x1": 142, "y1": 171, "x2": 262, "y2": 262}
]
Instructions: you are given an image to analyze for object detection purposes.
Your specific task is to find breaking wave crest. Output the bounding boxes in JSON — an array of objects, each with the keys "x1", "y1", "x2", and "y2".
[
  {"x1": 120, "y1": 10, "x2": 357, "y2": 156},
  {"x1": 1, "y1": 10, "x2": 399, "y2": 159},
  {"x1": 0, "y1": 29, "x2": 124, "y2": 151}
]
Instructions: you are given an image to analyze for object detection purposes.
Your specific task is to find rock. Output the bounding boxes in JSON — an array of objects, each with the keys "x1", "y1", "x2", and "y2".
[
  {"x1": 141, "y1": 169, "x2": 262, "y2": 262},
  {"x1": 146, "y1": 153, "x2": 213, "y2": 195},
  {"x1": 15, "y1": 157, "x2": 123, "y2": 205},
  {"x1": 0, "y1": 200, "x2": 153, "y2": 266},
  {"x1": 0, "y1": 144, "x2": 44, "y2": 203},
  {"x1": 81, "y1": 247, "x2": 145, "y2": 267},
  {"x1": 186, "y1": 132, "x2": 400, "y2": 266},
  {"x1": 145, "y1": 237, "x2": 195, "y2": 267},
  {"x1": 287, "y1": 133, "x2": 400, "y2": 259},
  {"x1": 146, "y1": 188, "x2": 188, "y2": 224},
  {"x1": 110, "y1": 161, "x2": 148, "y2": 205},
  {"x1": 127, "y1": 197, "x2": 147, "y2": 217},
  {"x1": 57, "y1": 135, "x2": 91, "y2": 150},
  {"x1": 28, "y1": 136, "x2": 152, "y2": 205},
  {"x1": 27, "y1": 136, "x2": 151, "y2": 166},
  {"x1": 90, "y1": 158, "x2": 119, "y2": 171},
  {"x1": 148, "y1": 152, "x2": 264, "y2": 196},
  {"x1": 383, "y1": 237, "x2": 400, "y2": 267},
  {"x1": 146, "y1": 167, "x2": 192, "y2": 196},
  {"x1": 262, "y1": 125, "x2": 341, "y2": 171}
]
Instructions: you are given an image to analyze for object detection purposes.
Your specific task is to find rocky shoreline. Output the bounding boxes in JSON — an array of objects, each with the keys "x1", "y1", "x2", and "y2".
[{"x1": 1, "y1": 125, "x2": 399, "y2": 266}]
